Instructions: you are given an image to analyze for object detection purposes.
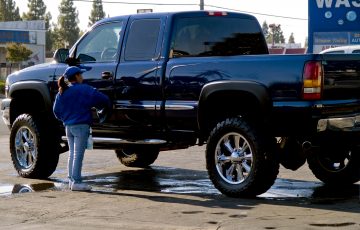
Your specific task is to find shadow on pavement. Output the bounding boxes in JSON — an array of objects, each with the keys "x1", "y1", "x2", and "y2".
[{"x1": 3, "y1": 166, "x2": 360, "y2": 214}]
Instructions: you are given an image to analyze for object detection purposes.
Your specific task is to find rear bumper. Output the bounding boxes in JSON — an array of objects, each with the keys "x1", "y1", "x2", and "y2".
[
  {"x1": 272, "y1": 100, "x2": 360, "y2": 135},
  {"x1": 317, "y1": 114, "x2": 360, "y2": 132},
  {"x1": 1, "y1": 98, "x2": 11, "y2": 127}
]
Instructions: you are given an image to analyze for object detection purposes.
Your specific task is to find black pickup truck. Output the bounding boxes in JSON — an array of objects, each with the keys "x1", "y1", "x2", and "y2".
[{"x1": 2, "y1": 11, "x2": 360, "y2": 197}]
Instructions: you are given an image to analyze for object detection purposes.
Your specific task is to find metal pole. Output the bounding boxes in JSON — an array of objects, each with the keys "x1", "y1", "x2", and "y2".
[{"x1": 200, "y1": 0, "x2": 204, "y2": 10}]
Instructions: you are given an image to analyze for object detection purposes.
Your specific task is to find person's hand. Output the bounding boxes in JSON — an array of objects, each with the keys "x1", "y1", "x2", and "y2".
[{"x1": 97, "y1": 108, "x2": 108, "y2": 123}]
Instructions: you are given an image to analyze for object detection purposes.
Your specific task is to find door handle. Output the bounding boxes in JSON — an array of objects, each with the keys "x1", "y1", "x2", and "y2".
[{"x1": 102, "y1": 71, "x2": 114, "y2": 80}]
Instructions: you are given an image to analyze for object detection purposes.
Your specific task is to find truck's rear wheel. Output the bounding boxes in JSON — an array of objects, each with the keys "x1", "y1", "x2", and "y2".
[
  {"x1": 115, "y1": 147, "x2": 159, "y2": 168},
  {"x1": 10, "y1": 114, "x2": 59, "y2": 178},
  {"x1": 206, "y1": 117, "x2": 279, "y2": 197},
  {"x1": 307, "y1": 146, "x2": 360, "y2": 184}
]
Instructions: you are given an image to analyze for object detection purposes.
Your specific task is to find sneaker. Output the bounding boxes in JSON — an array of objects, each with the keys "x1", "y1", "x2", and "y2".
[
  {"x1": 68, "y1": 179, "x2": 73, "y2": 189},
  {"x1": 71, "y1": 183, "x2": 92, "y2": 191}
]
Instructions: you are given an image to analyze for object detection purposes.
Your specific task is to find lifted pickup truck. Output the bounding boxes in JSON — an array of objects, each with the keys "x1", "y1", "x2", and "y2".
[{"x1": 2, "y1": 11, "x2": 360, "y2": 197}]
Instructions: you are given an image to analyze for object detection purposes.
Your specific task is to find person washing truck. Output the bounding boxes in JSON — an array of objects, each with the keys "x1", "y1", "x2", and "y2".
[
  {"x1": 53, "y1": 66, "x2": 111, "y2": 191},
  {"x1": 2, "y1": 11, "x2": 360, "y2": 197}
]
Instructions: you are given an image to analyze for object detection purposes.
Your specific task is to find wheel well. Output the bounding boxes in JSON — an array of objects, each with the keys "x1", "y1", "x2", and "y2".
[
  {"x1": 10, "y1": 90, "x2": 47, "y2": 125},
  {"x1": 199, "y1": 90, "x2": 265, "y2": 139}
]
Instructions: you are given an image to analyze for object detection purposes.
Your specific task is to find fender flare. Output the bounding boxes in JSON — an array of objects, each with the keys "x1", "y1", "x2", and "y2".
[
  {"x1": 198, "y1": 80, "x2": 272, "y2": 136},
  {"x1": 9, "y1": 80, "x2": 52, "y2": 113}
]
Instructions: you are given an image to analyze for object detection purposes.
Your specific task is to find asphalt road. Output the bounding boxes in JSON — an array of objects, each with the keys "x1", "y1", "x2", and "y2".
[{"x1": 0, "y1": 101, "x2": 359, "y2": 229}]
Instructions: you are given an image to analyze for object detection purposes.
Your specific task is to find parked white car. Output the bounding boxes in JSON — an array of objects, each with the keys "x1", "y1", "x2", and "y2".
[{"x1": 320, "y1": 45, "x2": 360, "y2": 54}]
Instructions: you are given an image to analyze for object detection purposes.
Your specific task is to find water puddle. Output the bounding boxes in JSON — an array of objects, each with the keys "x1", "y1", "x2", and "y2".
[
  {"x1": 1, "y1": 166, "x2": 359, "y2": 202},
  {"x1": 0, "y1": 182, "x2": 63, "y2": 196}
]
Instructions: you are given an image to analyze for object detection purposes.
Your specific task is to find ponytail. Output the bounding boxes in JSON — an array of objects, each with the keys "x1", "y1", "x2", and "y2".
[{"x1": 58, "y1": 76, "x2": 69, "y2": 94}]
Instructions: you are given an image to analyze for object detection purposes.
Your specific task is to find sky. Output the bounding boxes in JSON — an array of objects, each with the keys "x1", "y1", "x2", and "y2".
[{"x1": 14, "y1": 0, "x2": 309, "y2": 46}]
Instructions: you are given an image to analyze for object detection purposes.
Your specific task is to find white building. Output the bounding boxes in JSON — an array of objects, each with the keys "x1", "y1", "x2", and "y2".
[{"x1": 0, "y1": 20, "x2": 46, "y2": 66}]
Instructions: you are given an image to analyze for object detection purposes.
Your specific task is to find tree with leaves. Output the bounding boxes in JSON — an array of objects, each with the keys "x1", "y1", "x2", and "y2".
[
  {"x1": 53, "y1": 0, "x2": 80, "y2": 49},
  {"x1": 288, "y1": 33, "x2": 295, "y2": 44},
  {"x1": 268, "y1": 23, "x2": 285, "y2": 46},
  {"x1": 262, "y1": 21, "x2": 273, "y2": 45},
  {"x1": 22, "y1": 0, "x2": 53, "y2": 52},
  {"x1": 89, "y1": 0, "x2": 105, "y2": 27},
  {"x1": 0, "y1": 0, "x2": 21, "y2": 21},
  {"x1": 262, "y1": 21, "x2": 269, "y2": 38},
  {"x1": 23, "y1": 0, "x2": 47, "y2": 21},
  {"x1": 6, "y1": 42, "x2": 33, "y2": 71},
  {"x1": 6, "y1": 42, "x2": 32, "y2": 62}
]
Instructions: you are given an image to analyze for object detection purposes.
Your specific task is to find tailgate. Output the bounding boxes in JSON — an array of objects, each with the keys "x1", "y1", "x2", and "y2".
[{"x1": 321, "y1": 54, "x2": 360, "y2": 100}]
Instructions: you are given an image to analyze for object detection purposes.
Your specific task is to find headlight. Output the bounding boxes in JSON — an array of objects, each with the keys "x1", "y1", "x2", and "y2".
[{"x1": 5, "y1": 78, "x2": 9, "y2": 98}]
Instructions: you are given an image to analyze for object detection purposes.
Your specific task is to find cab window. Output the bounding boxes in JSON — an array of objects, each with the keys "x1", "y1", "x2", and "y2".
[
  {"x1": 76, "y1": 21, "x2": 123, "y2": 63},
  {"x1": 124, "y1": 19, "x2": 161, "y2": 61},
  {"x1": 171, "y1": 17, "x2": 268, "y2": 58}
]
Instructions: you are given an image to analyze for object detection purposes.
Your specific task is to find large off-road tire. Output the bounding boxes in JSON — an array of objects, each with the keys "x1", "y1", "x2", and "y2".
[
  {"x1": 115, "y1": 147, "x2": 159, "y2": 168},
  {"x1": 206, "y1": 117, "x2": 279, "y2": 197},
  {"x1": 10, "y1": 114, "x2": 59, "y2": 178},
  {"x1": 307, "y1": 146, "x2": 360, "y2": 185}
]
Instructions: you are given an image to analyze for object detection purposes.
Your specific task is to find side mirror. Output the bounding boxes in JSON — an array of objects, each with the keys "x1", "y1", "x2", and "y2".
[
  {"x1": 65, "y1": 56, "x2": 78, "y2": 66},
  {"x1": 53, "y1": 48, "x2": 69, "y2": 63}
]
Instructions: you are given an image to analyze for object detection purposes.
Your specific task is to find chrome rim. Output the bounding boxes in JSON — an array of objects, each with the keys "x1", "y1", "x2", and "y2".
[
  {"x1": 215, "y1": 132, "x2": 253, "y2": 184},
  {"x1": 14, "y1": 126, "x2": 37, "y2": 170},
  {"x1": 319, "y1": 151, "x2": 351, "y2": 172},
  {"x1": 121, "y1": 149, "x2": 133, "y2": 157}
]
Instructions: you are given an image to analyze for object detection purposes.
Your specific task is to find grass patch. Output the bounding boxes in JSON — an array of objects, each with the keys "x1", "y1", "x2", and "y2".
[{"x1": 0, "y1": 80, "x2": 5, "y2": 95}]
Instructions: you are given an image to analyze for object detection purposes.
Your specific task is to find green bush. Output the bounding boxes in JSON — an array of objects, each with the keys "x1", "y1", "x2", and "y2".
[{"x1": 0, "y1": 80, "x2": 5, "y2": 95}]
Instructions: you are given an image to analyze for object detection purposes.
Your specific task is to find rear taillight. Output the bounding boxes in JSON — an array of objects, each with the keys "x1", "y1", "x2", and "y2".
[
  {"x1": 207, "y1": 11, "x2": 227, "y2": 16},
  {"x1": 302, "y1": 61, "x2": 323, "y2": 100}
]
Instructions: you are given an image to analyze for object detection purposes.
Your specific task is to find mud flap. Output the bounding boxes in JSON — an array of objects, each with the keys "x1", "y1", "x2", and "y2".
[{"x1": 278, "y1": 137, "x2": 306, "y2": 171}]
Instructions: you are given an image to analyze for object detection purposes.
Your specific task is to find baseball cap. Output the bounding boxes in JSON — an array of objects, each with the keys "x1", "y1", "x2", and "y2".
[{"x1": 63, "y1": 66, "x2": 88, "y2": 79}]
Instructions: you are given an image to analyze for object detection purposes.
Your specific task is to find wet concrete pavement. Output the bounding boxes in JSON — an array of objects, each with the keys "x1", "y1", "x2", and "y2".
[
  {"x1": 0, "y1": 106, "x2": 359, "y2": 229},
  {"x1": 2, "y1": 164, "x2": 359, "y2": 202}
]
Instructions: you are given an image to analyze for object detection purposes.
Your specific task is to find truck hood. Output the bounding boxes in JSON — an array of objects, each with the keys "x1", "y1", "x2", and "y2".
[{"x1": 7, "y1": 62, "x2": 66, "y2": 85}]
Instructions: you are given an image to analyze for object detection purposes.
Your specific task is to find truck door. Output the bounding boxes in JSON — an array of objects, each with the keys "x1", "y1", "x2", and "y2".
[
  {"x1": 54, "y1": 20, "x2": 126, "y2": 134},
  {"x1": 72, "y1": 20, "x2": 125, "y2": 98},
  {"x1": 54, "y1": 20, "x2": 125, "y2": 97},
  {"x1": 112, "y1": 16, "x2": 165, "y2": 138}
]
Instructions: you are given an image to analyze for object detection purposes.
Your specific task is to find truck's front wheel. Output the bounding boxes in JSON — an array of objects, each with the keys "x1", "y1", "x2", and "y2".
[
  {"x1": 10, "y1": 114, "x2": 59, "y2": 178},
  {"x1": 307, "y1": 146, "x2": 360, "y2": 185},
  {"x1": 115, "y1": 147, "x2": 159, "y2": 168},
  {"x1": 206, "y1": 117, "x2": 279, "y2": 197}
]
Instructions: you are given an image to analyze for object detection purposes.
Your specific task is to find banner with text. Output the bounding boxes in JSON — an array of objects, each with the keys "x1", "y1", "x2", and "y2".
[{"x1": 308, "y1": 0, "x2": 360, "y2": 53}]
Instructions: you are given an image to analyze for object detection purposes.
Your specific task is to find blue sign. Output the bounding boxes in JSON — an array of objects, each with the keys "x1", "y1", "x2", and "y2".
[
  {"x1": 349, "y1": 31, "x2": 360, "y2": 44},
  {"x1": 308, "y1": 0, "x2": 360, "y2": 53},
  {"x1": 0, "y1": 30, "x2": 30, "y2": 43},
  {"x1": 313, "y1": 32, "x2": 348, "y2": 45}
]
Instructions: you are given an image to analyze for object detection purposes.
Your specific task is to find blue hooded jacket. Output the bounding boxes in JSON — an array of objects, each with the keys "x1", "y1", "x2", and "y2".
[{"x1": 53, "y1": 83, "x2": 111, "y2": 126}]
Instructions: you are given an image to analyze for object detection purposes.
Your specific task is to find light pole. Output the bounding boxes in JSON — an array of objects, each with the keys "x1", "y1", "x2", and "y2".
[{"x1": 200, "y1": 0, "x2": 204, "y2": 10}]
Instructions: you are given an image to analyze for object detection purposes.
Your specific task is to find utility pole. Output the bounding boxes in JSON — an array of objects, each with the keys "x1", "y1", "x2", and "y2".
[{"x1": 200, "y1": 0, "x2": 204, "y2": 10}]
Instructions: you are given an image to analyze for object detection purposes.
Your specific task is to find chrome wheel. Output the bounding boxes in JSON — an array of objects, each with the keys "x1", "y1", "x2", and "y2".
[
  {"x1": 14, "y1": 126, "x2": 37, "y2": 170},
  {"x1": 307, "y1": 146, "x2": 360, "y2": 184},
  {"x1": 318, "y1": 152, "x2": 350, "y2": 172},
  {"x1": 206, "y1": 117, "x2": 279, "y2": 197},
  {"x1": 215, "y1": 132, "x2": 253, "y2": 184},
  {"x1": 10, "y1": 114, "x2": 59, "y2": 178}
]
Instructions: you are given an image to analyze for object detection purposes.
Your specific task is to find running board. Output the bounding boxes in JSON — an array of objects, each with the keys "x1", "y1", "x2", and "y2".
[{"x1": 61, "y1": 136, "x2": 167, "y2": 145}]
